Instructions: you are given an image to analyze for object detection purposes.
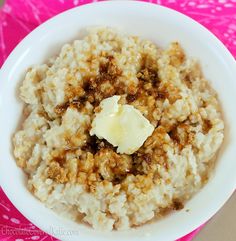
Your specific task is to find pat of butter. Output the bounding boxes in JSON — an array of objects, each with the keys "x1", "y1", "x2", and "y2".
[{"x1": 90, "y1": 96, "x2": 154, "y2": 154}]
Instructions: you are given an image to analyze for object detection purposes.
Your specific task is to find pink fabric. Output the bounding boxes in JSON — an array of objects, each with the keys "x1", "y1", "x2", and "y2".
[{"x1": 0, "y1": 0, "x2": 235, "y2": 240}]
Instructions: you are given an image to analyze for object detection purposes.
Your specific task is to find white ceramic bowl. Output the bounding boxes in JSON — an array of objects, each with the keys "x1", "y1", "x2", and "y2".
[{"x1": 0, "y1": 1, "x2": 236, "y2": 241}]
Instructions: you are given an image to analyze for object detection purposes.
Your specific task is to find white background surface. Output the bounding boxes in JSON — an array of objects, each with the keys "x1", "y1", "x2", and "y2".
[{"x1": 194, "y1": 192, "x2": 235, "y2": 241}]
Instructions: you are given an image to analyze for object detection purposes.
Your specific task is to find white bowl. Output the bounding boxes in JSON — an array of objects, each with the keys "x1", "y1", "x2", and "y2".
[{"x1": 0, "y1": 1, "x2": 236, "y2": 241}]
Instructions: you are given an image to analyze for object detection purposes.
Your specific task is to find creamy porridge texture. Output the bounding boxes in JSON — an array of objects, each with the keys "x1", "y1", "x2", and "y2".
[{"x1": 13, "y1": 28, "x2": 224, "y2": 231}]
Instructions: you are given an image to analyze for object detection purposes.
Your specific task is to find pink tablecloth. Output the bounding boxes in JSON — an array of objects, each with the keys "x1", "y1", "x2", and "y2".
[{"x1": 0, "y1": 1, "x2": 235, "y2": 241}]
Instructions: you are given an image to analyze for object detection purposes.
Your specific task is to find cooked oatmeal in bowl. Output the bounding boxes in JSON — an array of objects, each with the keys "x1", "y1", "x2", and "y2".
[{"x1": 13, "y1": 27, "x2": 224, "y2": 231}]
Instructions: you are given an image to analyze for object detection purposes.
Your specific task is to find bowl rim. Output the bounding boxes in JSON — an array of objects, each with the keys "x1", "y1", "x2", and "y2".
[{"x1": 0, "y1": 1, "x2": 236, "y2": 241}]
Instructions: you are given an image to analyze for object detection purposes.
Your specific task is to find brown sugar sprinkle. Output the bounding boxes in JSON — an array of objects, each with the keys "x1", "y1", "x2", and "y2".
[
  {"x1": 158, "y1": 83, "x2": 181, "y2": 104},
  {"x1": 133, "y1": 173, "x2": 154, "y2": 193},
  {"x1": 129, "y1": 153, "x2": 145, "y2": 176},
  {"x1": 126, "y1": 94, "x2": 138, "y2": 103},
  {"x1": 202, "y1": 119, "x2": 212, "y2": 134},
  {"x1": 66, "y1": 85, "x2": 85, "y2": 102},
  {"x1": 38, "y1": 107, "x2": 52, "y2": 121},
  {"x1": 142, "y1": 154, "x2": 152, "y2": 165},
  {"x1": 50, "y1": 149, "x2": 67, "y2": 163},
  {"x1": 54, "y1": 99, "x2": 83, "y2": 116},
  {"x1": 94, "y1": 106, "x2": 102, "y2": 113},
  {"x1": 94, "y1": 148, "x2": 132, "y2": 182},
  {"x1": 184, "y1": 74, "x2": 193, "y2": 88},
  {"x1": 62, "y1": 55, "x2": 123, "y2": 110},
  {"x1": 135, "y1": 57, "x2": 181, "y2": 106},
  {"x1": 47, "y1": 162, "x2": 68, "y2": 184},
  {"x1": 46, "y1": 50, "x2": 199, "y2": 191},
  {"x1": 157, "y1": 90, "x2": 168, "y2": 99},
  {"x1": 168, "y1": 123, "x2": 196, "y2": 149},
  {"x1": 137, "y1": 67, "x2": 159, "y2": 88},
  {"x1": 168, "y1": 42, "x2": 185, "y2": 67},
  {"x1": 99, "y1": 56, "x2": 122, "y2": 80},
  {"x1": 53, "y1": 155, "x2": 66, "y2": 167},
  {"x1": 172, "y1": 199, "x2": 184, "y2": 210},
  {"x1": 54, "y1": 102, "x2": 70, "y2": 115},
  {"x1": 47, "y1": 150, "x2": 79, "y2": 184},
  {"x1": 81, "y1": 135, "x2": 114, "y2": 154},
  {"x1": 134, "y1": 55, "x2": 161, "y2": 97},
  {"x1": 168, "y1": 125, "x2": 181, "y2": 144}
]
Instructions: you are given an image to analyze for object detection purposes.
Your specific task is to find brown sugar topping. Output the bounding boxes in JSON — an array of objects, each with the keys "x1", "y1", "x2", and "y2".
[
  {"x1": 172, "y1": 199, "x2": 184, "y2": 210},
  {"x1": 65, "y1": 56, "x2": 123, "y2": 109},
  {"x1": 95, "y1": 148, "x2": 132, "y2": 182},
  {"x1": 202, "y1": 119, "x2": 212, "y2": 134},
  {"x1": 137, "y1": 67, "x2": 159, "y2": 87},
  {"x1": 142, "y1": 154, "x2": 152, "y2": 165},
  {"x1": 157, "y1": 91, "x2": 168, "y2": 99},
  {"x1": 99, "y1": 56, "x2": 122, "y2": 81},
  {"x1": 168, "y1": 42, "x2": 185, "y2": 67},
  {"x1": 126, "y1": 94, "x2": 138, "y2": 103},
  {"x1": 47, "y1": 162, "x2": 68, "y2": 184},
  {"x1": 54, "y1": 102, "x2": 70, "y2": 115},
  {"x1": 46, "y1": 51, "x2": 201, "y2": 192},
  {"x1": 168, "y1": 122, "x2": 196, "y2": 149}
]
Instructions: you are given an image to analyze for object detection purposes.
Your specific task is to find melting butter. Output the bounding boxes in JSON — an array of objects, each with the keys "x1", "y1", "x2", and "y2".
[{"x1": 90, "y1": 96, "x2": 154, "y2": 154}]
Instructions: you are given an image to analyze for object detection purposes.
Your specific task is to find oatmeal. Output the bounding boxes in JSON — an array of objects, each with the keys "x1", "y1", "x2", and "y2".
[{"x1": 13, "y1": 27, "x2": 224, "y2": 230}]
